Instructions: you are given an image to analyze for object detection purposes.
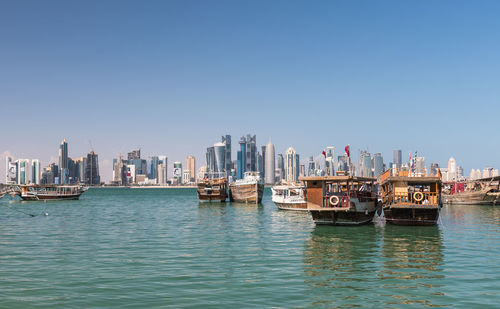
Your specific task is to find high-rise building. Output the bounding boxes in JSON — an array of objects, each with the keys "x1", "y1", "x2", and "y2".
[
  {"x1": 127, "y1": 149, "x2": 140, "y2": 160},
  {"x1": 113, "y1": 155, "x2": 127, "y2": 185},
  {"x1": 360, "y1": 152, "x2": 372, "y2": 177},
  {"x1": 214, "y1": 142, "x2": 226, "y2": 174},
  {"x1": 285, "y1": 147, "x2": 298, "y2": 183},
  {"x1": 186, "y1": 155, "x2": 196, "y2": 182},
  {"x1": 222, "y1": 135, "x2": 232, "y2": 177},
  {"x1": 430, "y1": 163, "x2": 440, "y2": 175},
  {"x1": 447, "y1": 157, "x2": 457, "y2": 181},
  {"x1": 158, "y1": 156, "x2": 168, "y2": 185},
  {"x1": 182, "y1": 170, "x2": 191, "y2": 184},
  {"x1": 59, "y1": 139, "x2": 68, "y2": 184},
  {"x1": 337, "y1": 155, "x2": 348, "y2": 173},
  {"x1": 393, "y1": 149, "x2": 402, "y2": 168},
  {"x1": 307, "y1": 155, "x2": 316, "y2": 176},
  {"x1": 206, "y1": 147, "x2": 216, "y2": 173},
  {"x1": 299, "y1": 164, "x2": 305, "y2": 177},
  {"x1": 173, "y1": 162, "x2": 182, "y2": 184},
  {"x1": 32, "y1": 159, "x2": 40, "y2": 184},
  {"x1": 325, "y1": 146, "x2": 335, "y2": 176},
  {"x1": 237, "y1": 137, "x2": 246, "y2": 179},
  {"x1": 277, "y1": 154, "x2": 285, "y2": 178},
  {"x1": 85, "y1": 151, "x2": 100, "y2": 185},
  {"x1": 373, "y1": 153, "x2": 384, "y2": 176},
  {"x1": 5, "y1": 156, "x2": 17, "y2": 184},
  {"x1": 17, "y1": 159, "x2": 29, "y2": 185},
  {"x1": 150, "y1": 156, "x2": 159, "y2": 180},
  {"x1": 265, "y1": 141, "x2": 275, "y2": 184},
  {"x1": 415, "y1": 156, "x2": 425, "y2": 174},
  {"x1": 260, "y1": 145, "x2": 266, "y2": 180}
]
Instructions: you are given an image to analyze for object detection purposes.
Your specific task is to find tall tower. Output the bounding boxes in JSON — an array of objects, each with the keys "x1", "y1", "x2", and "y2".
[
  {"x1": 447, "y1": 157, "x2": 457, "y2": 181},
  {"x1": 265, "y1": 141, "x2": 275, "y2": 184},
  {"x1": 59, "y1": 139, "x2": 68, "y2": 184},
  {"x1": 32, "y1": 159, "x2": 40, "y2": 184},
  {"x1": 17, "y1": 159, "x2": 29, "y2": 185},
  {"x1": 237, "y1": 136, "x2": 247, "y2": 179},
  {"x1": 393, "y1": 149, "x2": 402, "y2": 168},
  {"x1": 325, "y1": 146, "x2": 335, "y2": 176},
  {"x1": 373, "y1": 153, "x2": 384, "y2": 176},
  {"x1": 186, "y1": 155, "x2": 196, "y2": 182},
  {"x1": 222, "y1": 135, "x2": 231, "y2": 176},
  {"x1": 285, "y1": 147, "x2": 297, "y2": 183},
  {"x1": 213, "y1": 142, "x2": 226, "y2": 174},
  {"x1": 85, "y1": 151, "x2": 100, "y2": 185}
]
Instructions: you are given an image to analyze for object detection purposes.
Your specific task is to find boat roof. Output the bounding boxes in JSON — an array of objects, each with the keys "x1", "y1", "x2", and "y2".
[
  {"x1": 272, "y1": 185, "x2": 305, "y2": 189},
  {"x1": 380, "y1": 175, "x2": 442, "y2": 185},
  {"x1": 299, "y1": 176, "x2": 377, "y2": 182}
]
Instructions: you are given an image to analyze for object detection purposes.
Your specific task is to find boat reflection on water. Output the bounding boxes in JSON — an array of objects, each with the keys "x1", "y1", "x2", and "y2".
[
  {"x1": 303, "y1": 225, "x2": 445, "y2": 307},
  {"x1": 378, "y1": 225, "x2": 445, "y2": 307},
  {"x1": 302, "y1": 225, "x2": 381, "y2": 307}
]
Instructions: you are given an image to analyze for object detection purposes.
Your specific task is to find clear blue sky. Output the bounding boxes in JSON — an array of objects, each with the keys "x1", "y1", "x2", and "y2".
[{"x1": 1, "y1": 0, "x2": 499, "y2": 181}]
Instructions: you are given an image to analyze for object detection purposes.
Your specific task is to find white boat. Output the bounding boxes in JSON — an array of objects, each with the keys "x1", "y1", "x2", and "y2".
[{"x1": 271, "y1": 184, "x2": 307, "y2": 211}]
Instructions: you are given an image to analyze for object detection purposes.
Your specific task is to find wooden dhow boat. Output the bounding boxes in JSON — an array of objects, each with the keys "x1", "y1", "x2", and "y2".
[
  {"x1": 442, "y1": 177, "x2": 499, "y2": 205},
  {"x1": 16, "y1": 184, "x2": 88, "y2": 201},
  {"x1": 300, "y1": 174, "x2": 379, "y2": 225},
  {"x1": 229, "y1": 172, "x2": 264, "y2": 204},
  {"x1": 271, "y1": 184, "x2": 307, "y2": 211},
  {"x1": 379, "y1": 169, "x2": 442, "y2": 225},
  {"x1": 197, "y1": 172, "x2": 228, "y2": 202}
]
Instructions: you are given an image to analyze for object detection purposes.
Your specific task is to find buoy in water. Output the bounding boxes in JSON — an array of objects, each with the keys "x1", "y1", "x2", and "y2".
[{"x1": 44, "y1": 213, "x2": 49, "y2": 216}]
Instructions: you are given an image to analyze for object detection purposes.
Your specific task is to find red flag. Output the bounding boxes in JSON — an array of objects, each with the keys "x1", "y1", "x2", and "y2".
[
  {"x1": 322, "y1": 150, "x2": 326, "y2": 157},
  {"x1": 345, "y1": 145, "x2": 350, "y2": 157}
]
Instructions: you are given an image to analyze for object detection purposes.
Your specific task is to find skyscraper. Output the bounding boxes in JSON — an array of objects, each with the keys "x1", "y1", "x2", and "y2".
[
  {"x1": 393, "y1": 149, "x2": 402, "y2": 168},
  {"x1": 277, "y1": 154, "x2": 285, "y2": 178},
  {"x1": 59, "y1": 139, "x2": 68, "y2": 184},
  {"x1": 360, "y1": 152, "x2": 372, "y2": 177},
  {"x1": 206, "y1": 147, "x2": 216, "y2": 173},
  {"x1": 222, "y1": 135, "x2": 231, "y2": 176},
  {"x1": 127, "y1": 149, "x2": 140, "y2": 161},
  {"x1": 6, "y1": 156, "x2": 17, "y2": 184},
  {"x1": 237, "y1": 137, "x2": 246, "y2": 179},
  {"x1": 214, "y1": 142, "x2": 226, "y2": 174},
  {"x1": 85, "y1": 151, "x2": 100, "y2": 185},
  {"x1": 285, "y1": 147, "x2": 298, "y2": 183},
  {"x1": 158, "y1": 156, "x2": 168, "y2": 185},
  {"x1": 265, "y1": 141, "x2": 275, "y2": 184},
  {"x1": 186, "y1": 155, "x2": 196, "y2": 182},
  {"x1": 260, "y1": 145, "x2": 266, "y2": 180},
  {"x1": 150, "y1": 156, "x2": 159, "y2": 180},
  {"x1": 447, "y1": 157, "x2": 457, "y2": 181},
  {"x1": 241, "y1": 134, "x2": 257, "y2": 173},
  {"x1": 173, "y1": 162, "x2": 182, "y2": 184},
  {"x1": 17, "y1": 159, "x2": 29, "y2": 185},
  {"x1": 307, "y1": 155, "x2": 315, "y2": 176},
  {"x1": 373, "y1": 153, "x2": 384, "y2": 176},
  {"x1": 32, "y1": 159, "x2": 40, "y2": 184},
  {"x1": 325, "y1": 146, "x2": 335, "y2": 176}
]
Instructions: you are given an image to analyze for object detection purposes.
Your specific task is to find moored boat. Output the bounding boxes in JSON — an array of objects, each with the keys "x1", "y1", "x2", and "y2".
[
  {"x1": 300, "y1": 175, "x2": 379, "y2": 225},
  {"x1": 229, "y1": 172, "x2": 264, "y2": 204},
  {"x1": 379, "y1": 169, "x2": 442, "y2": 225},
  {"x1": 442, "y1": 178, "x2": 499, "y2": 205},
  {"x1": 197, "y1": 172, "x2": 228, "y2": 202},
  {"x1": 16, "y1": 184, "x2": 87, "y2": 201},
  {"x1": 271, "y1": 184, "x2": 307, "y2": 211}
]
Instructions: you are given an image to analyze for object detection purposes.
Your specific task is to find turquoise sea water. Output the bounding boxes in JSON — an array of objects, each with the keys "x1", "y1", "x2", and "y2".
[{"x1": 1, "y1": 188, "x2": 500, "y2": 308}]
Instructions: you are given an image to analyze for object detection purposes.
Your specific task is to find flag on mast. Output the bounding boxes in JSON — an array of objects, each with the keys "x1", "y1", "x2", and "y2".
[{"x1": 345, "y1": 145, "x2": 350, "y2": 157}]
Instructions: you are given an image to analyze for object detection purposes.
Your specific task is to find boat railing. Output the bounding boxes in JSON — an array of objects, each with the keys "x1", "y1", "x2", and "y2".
[
  {"x1": 322, "y1": 194, "x2": 350, "y2": 208},
  {"x1": 386, "y1": 191, "x2": 440, "y2": 206},
  {"x1": 379, "y1": 168, "x2": 442, "y2": 183}
]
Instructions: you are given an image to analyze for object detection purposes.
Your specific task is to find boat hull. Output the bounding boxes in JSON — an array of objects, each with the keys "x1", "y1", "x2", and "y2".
[
  {"x1": 275, "y1": 202, "x2": 308, "y2": 211},
  {"x1": 384, "y1": 207, "x2": 439, "y2": 226},
  {"x1": 310, "y1": 209, "x2": 376, "y2": 225},
  {"x1": 230, "y1": 183, "x2": 264, "y2": 203},
  {"x1": 20, "y1": 193, "x2": 83, "y2": 201},
  {"x1": 443, "y1": 191, "x2": 492, "y2": 205},
  {"x1": 197, "y1": 183, "x2": 227, "y2": 202}
]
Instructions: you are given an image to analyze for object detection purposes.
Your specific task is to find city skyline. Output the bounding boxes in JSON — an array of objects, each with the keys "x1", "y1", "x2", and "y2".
[{"x1": 1, "y1": 1, "x2": 500, "y2": 182}]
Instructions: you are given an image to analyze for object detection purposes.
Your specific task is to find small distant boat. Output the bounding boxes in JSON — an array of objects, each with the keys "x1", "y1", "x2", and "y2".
[
  {"x1": 229, "y1": 172, "x2": 264, "y2": 204},
  {"x1": 300, "y1": 174, "x2": 379, "y2": 225},
  {"x1": 379, "y1": 169, "x2": 442, "y2": 226},
  {"x1": 197, "y1": 172, "x2": 228, "y2": 202},
  {"x1": 16, "y1": 184, "x2": 88, "y2": 201},
  {"x1": 271, "y1": 184, "x2": 307, "y2": 211}
]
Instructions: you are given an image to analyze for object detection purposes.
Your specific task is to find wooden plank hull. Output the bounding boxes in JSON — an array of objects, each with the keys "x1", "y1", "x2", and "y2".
[
  {"x1": 197, "y1": 181, "x2": 228, "y2": 202},
  {"x1": 443, "y1": 191, "x2": 492, "y2": 205},
  {"x1": 384, "y1": 207, "x2": 439, "y2": 226},
  {"x1": 229, "y1": 183, "x2": 264, "y2": 204},
  {"x1": 20, "y1": 193, "x2": 82, "y2": 201}
]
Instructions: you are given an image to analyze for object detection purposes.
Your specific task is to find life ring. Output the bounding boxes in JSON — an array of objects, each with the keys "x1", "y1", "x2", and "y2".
[
  {"x1": 414, "y1": 192, "x2": 424, "y2": 202},
  {"x1": 329, "y1": 195, "x2": 340, "y2": 206}
]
